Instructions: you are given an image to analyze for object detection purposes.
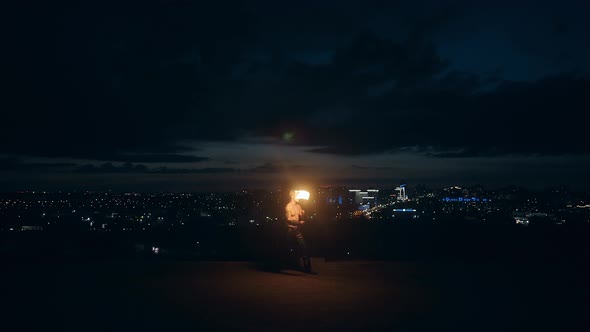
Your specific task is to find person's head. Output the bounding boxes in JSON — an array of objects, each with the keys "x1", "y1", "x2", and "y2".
[{"x1": 289, "y1": 190, "x2": 299, "y2": 202}]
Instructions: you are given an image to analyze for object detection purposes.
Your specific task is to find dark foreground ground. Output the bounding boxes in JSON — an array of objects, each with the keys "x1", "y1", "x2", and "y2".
[{"x1": 2, "y1": 258, "x2": 588, "y2": 332}]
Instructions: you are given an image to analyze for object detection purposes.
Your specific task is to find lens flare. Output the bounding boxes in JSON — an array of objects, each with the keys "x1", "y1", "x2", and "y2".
[{"x1": 283, "y1": 132, "x2": 294, "y2": 141}]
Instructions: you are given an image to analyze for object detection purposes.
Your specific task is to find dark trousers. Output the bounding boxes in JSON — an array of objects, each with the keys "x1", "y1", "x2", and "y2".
[{"x1": 288, "y1": 227, "x2": 311, "y2": 272}]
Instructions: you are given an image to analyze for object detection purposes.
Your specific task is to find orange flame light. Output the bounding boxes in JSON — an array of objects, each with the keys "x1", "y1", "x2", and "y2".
[{"x1": 294, "y1": 190, "x2": 310, "y2": 200}]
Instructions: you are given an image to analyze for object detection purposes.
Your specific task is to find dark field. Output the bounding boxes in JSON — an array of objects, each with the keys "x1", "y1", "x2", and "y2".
[
  {"x1": 2, "y1": 223, "x2": 589, "y2": 331},
  {"x1": 2, "y1": 258, "x2": 588, "y2": 332}
]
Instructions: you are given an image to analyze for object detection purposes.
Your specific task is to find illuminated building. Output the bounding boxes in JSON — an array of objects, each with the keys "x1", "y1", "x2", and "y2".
[
  {"x1": 395, "y1": 184, "x2": 408, "y2": 201},
  {"x1": 349, "y1": 188, "x2": 379, "y2": 208}
]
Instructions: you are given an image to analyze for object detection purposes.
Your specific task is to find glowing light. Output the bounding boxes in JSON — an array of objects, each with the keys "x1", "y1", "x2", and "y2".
[
  {"x1": 294, "y1": 190, "x2": 310, "y2": 200},
  {"x1": 283, "y1": 132, "x2": 294, "y2": 141}
]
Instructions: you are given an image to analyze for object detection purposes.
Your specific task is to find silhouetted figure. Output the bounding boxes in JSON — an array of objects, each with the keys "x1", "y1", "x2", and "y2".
[{"x1": 285, "y1": 190, "x2": 314, "y2": 273}]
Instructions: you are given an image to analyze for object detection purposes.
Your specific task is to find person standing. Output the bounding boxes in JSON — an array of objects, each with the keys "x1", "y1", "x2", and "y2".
[{"x1": 285, "y1": 190, "x2": 314, "y2": 273}]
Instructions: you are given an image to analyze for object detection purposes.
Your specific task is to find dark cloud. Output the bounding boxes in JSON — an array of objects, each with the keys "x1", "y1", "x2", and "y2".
[
  {"x1": 73, "y1": 163, "x2": 237, "y2": 174},
  {"x1": 0, "y1": 157, "x2": 308, "y2": 176},
  {"x1": 0, "y1": 159, "x2": 309, "y2": 176},
  {"x1": 2, "y1": 1, "x2": 254, "y2": 160},
  {"x1": 0, "y1": 158, "x2": 76, "y2": 171},
  {"x1": 250, "y1": 162, "x2": 308, "y2": 174},
  {"x1": 2, "y1": 0, "x2": 590, "y2": 179},
  {"x1": 0, "y1": 159, "x2": 234, "y2": 175},
  {"x1": 96, "y1": 154, "x2": 209, "y2": 163},
  {"x1": 150, "y1": 167, "x2": 238, "y2": 174},
  {"x1": 74, "y1": 163, "x2": 148, "y2": 174},
  {"x1": 260, "y1": 46, "x2": 590, "y2": 157},
  {"x1": 69, "y1": 162, "x2": 303, "y2": 175},
  {"x1": 351, "y1": 165, "x2": 397, "y2": 170},
  {"x1": 0, "y1": 0, "x2": 467, "y2": 163},
  {"x1": 250, "y1": 162, "x2": 283, "y2": 173}
]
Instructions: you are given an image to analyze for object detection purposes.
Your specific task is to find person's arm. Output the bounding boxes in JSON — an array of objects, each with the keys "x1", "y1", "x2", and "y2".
[{"x1": 298, "y1": 205, "x2": 305, "y2": 224}]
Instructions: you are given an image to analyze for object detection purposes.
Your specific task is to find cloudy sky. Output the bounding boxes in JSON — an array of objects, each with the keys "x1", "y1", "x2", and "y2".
[{"x1": 2, "y1": 0, "x2": 590, "y2": 191}]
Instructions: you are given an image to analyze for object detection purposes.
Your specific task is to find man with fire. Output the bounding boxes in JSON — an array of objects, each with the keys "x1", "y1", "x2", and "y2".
[{"x1": 285, "y1": 190, "x2": 314, "y2": 273}]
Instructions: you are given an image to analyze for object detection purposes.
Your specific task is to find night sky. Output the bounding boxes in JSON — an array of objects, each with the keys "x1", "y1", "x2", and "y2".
[{"x1": 2, "y1": 0, "x2": 590, "y2": 191}]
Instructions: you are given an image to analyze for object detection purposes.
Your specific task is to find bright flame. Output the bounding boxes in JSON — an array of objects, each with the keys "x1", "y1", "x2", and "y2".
[{"x1": 294, "y1": 190, "x2": 310, "y2": 200}]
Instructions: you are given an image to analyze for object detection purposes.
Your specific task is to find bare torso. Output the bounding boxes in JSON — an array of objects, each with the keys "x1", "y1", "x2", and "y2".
[{"x1": 285, "y1": 200, "x2": 304, "y2": 227}]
